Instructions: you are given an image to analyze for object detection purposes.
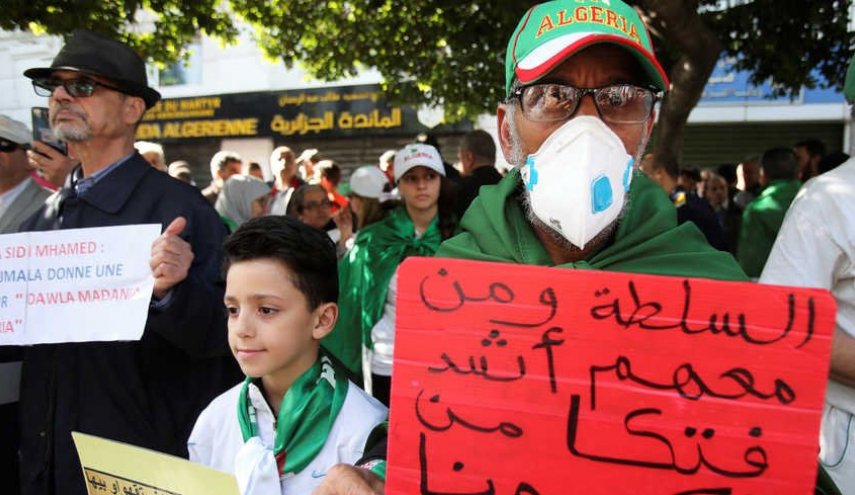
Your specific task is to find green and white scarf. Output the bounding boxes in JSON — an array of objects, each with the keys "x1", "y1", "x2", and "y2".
[{"x1": 236, "y1": 353, "x2": 348, "y2": 479}]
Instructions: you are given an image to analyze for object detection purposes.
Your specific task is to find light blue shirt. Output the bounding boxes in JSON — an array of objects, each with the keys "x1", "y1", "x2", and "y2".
[{"x1": 74, "y1": 152, "x2": 135, "y2": 196}]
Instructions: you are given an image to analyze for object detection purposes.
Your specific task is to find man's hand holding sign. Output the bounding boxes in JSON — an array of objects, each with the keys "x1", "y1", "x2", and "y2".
[
  {"x1": 150, "y1": 216, "x2": 194, "y2": 299},
  {"x1": 387, "y1": 258, "x2": 835, "y2": 494}
]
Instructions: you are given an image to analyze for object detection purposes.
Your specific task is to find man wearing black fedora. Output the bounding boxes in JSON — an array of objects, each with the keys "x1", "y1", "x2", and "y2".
[{"x1": 12, "y1": 29, "x2": 238, "y2": 495}]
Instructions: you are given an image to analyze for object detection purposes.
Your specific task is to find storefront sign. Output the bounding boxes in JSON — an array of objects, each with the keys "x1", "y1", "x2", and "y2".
[{"x1": 136, "y1": 84, "x2": 427, "y2": 141}]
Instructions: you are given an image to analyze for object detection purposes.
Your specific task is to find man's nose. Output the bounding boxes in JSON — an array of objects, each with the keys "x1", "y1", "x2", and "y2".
[
  {"x1": 576, "y1": 93, "x2": 599, "y2": 118},
  {"x1": 50, "y1": 84, "x2": 74, "y2": 104}
]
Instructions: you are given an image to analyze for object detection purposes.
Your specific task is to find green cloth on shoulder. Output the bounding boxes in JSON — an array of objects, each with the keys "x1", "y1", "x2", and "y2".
[
  {"x1": 437, "y1": 168, "x2": 747, "y2": 281},
  {"x1": 323, "y1": 207, "x2": 442, "y2": 375},
  {"x1": 736, "y1": 179, "x2": 802, "y2": 278},
  {"x1": 219, "y1": 214, "x2": 237, "y2": 233}
]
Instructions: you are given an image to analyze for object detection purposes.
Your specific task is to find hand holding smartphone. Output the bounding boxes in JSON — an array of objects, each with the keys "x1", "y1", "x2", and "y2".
[
  {"x1": 28, "y1": 107, "x2": 77, "y2": 189},
  {"x1": 31, "y1": 107, "x2": 67, "y2": 156}
]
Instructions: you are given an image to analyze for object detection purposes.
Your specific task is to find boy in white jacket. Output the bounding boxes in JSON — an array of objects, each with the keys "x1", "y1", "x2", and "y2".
[{"x1": 188, "y1": 216, "x2": 387, "y2": 494}]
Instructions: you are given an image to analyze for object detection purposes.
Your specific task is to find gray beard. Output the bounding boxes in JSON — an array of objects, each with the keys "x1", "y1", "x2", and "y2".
[
  {"x1": 505, "y1": 104, "x2": 649, "y2": 252},
  {"x1": 521, "y1": 193, "x2": 625, "y2": 253},
  {"x1": 51, "y1": 105, "x2": 92, "y2": 142},
  {"x1": 54, "y1": 123, "x2": 92, "y2": 143}
]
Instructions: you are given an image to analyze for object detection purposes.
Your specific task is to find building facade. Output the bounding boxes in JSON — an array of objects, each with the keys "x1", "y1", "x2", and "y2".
[{"x1": 1, "y1": 28, "x2": 850, "y2": 184}]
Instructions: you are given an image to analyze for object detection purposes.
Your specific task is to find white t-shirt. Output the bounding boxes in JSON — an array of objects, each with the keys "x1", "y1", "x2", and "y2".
[
  {"x1": 268, "y1": 188, "x2": 294, "y2": 216},
  {"x1": 369, "y1": 271, "x2": 398, "y2": 377},
  {"x1": 188, "y1": 379, "x2": 387, "y2": 495}
]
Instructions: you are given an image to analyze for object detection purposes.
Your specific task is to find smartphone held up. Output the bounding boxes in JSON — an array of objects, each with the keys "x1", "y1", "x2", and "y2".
[{"x1": 31, "y1": 107, "x2": 67, "y2": 156}]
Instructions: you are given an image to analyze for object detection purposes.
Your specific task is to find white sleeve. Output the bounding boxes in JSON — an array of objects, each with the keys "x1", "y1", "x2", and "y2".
[
  {"x1": 187, "y1": 404, "x2": 214, "y2": 466},
  {"x1": 760, "y1": 199, "x2": 841, "y2": 290}
]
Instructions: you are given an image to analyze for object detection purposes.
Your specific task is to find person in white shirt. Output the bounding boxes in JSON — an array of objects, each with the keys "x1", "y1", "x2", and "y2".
[
  {"x1": 188, "y1": 216, "x2": 387, "y2": 495},
  {"x1": 760, "y1": 157, "x2": 855, "y2": 493},
  {"x1": 760, "y1": 53, "x2": 855, "y2": 494},
  {"x1": 268, "y1": 146, "x2": 303, "y2": 216}
]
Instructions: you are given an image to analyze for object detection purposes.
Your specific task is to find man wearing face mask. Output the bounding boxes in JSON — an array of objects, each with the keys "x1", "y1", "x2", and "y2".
[
  {"x1": 312, "y1": 2, "x2": 840, "y2": 494},
  {"x1": 434, "y1": 4, "x2": 843, "y2": 492},
  {"x1": 437, "y1": 0, "x2": 744, "y2": 279}
]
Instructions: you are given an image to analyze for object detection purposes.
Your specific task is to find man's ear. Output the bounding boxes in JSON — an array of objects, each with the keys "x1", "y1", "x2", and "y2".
[
  {"x1": 124, "y1": 96, "x2": 147, "y2": 126},
  {"x1": 312, "y1": 302, "x2": 338, "y2": 340},
  {"x1": 497, "y1": 103, "x2": 515, "y2": 164},
  {"x1": 645, "y1": 107, "x2": 657, "y2": 141}
]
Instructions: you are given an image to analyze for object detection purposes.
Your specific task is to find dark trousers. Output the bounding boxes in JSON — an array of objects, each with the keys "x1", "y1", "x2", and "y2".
[{"x1": 0, "y1": 401, "x2": 19, "y2": 492}]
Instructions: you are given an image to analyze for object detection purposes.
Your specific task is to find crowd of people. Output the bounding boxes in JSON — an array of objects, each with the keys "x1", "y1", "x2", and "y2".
[
  {"x1": 641, "y1": 143, "x2": 850, "y2": 279},
  {"x1": 0, "y1": 0, "x2": 852, "y2": 494}
]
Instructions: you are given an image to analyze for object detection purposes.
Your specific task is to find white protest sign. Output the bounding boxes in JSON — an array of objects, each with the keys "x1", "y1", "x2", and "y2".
[{"x1": 0, "y1": 224, "x2": 161, "y2": 344}]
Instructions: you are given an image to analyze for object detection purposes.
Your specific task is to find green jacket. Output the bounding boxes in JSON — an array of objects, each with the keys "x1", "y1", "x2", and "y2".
[
  {"x1": 438, "y1": 168, "x2": 747, "y2": 281},
  {"x1": 323, "y1": 207, "x2": 442, "y2": 376},
  {"x1": 736, "y1": 179, "x2": 802, "y2": 278}
]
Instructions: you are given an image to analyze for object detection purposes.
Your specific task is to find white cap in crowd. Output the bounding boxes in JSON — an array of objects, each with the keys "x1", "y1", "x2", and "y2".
[
  {"x1": 0, "y1": 115, "x2": 32, "y2": 146},
  {"x1": 393, "y1": 143, "x2": 445, "y2": 182},
  {"x1": 349, "y1": 166, "x2": 389, "y2": 199},
  {"x1": 168, "y1": 160, "x2": 192, "y2": 177},
  {"x1": 378, "y1": 149, "x2": 396, "y2": 172}
]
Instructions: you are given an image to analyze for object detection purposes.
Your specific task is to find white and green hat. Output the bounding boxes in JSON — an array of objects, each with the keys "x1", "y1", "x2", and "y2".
[
  {"x1": 505, "y1": 0, "x2": 669, "y2": 96},
  {"x1": 394, "y1": 144, "x2": 445, "y2": 182}
]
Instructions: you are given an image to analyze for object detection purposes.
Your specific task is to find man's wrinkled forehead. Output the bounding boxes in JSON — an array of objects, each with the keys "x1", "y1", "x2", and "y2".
[{"x1": 532, "y1": 44, "x2": 648, "y2": 87}]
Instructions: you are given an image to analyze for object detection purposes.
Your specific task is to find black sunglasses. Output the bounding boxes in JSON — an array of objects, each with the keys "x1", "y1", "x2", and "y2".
[
  {"x1": 32, "y1": 78, "x2": 122, "y2": 98},
  {"x1": 0, "y1": 139, "x2": 28, "y2": 153}
]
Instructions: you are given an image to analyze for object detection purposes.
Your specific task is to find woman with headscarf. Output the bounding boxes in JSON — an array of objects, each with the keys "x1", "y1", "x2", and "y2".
[{"x1": 215, "y1": 175, "x2": 271, "y2": 232}]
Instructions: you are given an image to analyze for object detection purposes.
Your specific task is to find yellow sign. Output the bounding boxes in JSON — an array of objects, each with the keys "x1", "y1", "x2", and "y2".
[
  {"x1": 135, "y1": 85, "x2": 418, "y2": 141},
  {"x1": 269, "y1": 108, "x2": 402, "y2": 136},
  {"x1": 144, "y1": 97, "x2": 223, "y2": 121},
  {"x1": 136, "y1": 119, "x2": 259, "y2": 140},
  {"x1": 73, "y1": 432, "x2": 239, "y2": 495},
  {"x1": 276, "y1": 89, "x2": 381, "y2": 107}
]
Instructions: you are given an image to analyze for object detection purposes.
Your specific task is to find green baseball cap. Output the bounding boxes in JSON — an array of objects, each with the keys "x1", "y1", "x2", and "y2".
[
  {"x1": 505, "y1": 0, "x2": 669, "y2": 97},
  {"x1": 845, "y1": 53, "x2": 855, "y2": 103}
]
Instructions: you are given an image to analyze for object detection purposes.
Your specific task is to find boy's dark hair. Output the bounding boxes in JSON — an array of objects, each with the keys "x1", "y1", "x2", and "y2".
[{"x1": 223, "y1": 216, "x2": 338, "y2": 310}]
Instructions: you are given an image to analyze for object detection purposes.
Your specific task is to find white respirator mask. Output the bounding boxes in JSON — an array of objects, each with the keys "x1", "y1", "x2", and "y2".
[{"x1": 520, "y1": 116, "x2": 634, "y2": 249}]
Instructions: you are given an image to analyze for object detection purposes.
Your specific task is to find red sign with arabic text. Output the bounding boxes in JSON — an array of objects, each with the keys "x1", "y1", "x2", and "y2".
[{"x1": 387, "y1": 258, "x2": 835, "y2": 495}]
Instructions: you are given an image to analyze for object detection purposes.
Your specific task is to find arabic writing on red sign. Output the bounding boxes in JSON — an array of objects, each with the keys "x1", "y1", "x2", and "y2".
[{"x1": 387, "y1": 258, "x2": 835, "y2": 495}]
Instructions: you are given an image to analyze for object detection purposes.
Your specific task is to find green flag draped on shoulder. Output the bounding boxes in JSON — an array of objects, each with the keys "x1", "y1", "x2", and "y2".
[
  {"x1": 437, "y1": 168, "x2": 747, "y2": 281},
  {"x1": 323, "y1": 207, "x2": 442, "y2": 376}
]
